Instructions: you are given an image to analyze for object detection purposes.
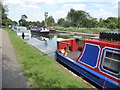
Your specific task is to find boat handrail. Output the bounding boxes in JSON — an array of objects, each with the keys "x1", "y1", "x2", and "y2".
[{"x1": 58, "y1": 42, "x2": 70, "y2": 45}]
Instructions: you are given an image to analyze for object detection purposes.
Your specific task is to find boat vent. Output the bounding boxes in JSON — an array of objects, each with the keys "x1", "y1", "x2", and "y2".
[{"x1": 99, "y1": 32, "x2": 120, "y2": 41}]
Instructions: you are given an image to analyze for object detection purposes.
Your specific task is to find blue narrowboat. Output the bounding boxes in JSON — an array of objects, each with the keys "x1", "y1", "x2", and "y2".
[{"x1": 56, "y1": 32, "x2": 120, "y2": 89}]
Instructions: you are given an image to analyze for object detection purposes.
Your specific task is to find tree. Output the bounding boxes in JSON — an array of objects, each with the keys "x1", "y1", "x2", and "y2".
[
  {"x1": 57, "y1": 18, "x2": 66, "y2": 26},
  {"x1": 98, "y1": 17, "x2": 118, "y2": 29},
  {"x1": 47, "y1": 16, "x2": 55, "y2": 26},
  {"x1": 21, "y1": 15, "x2": 28, "y2": 20},
  {"x1": 98, "y1": 18, "x2": 106, "y2": 28},
  {"x1": 105, "y1": 17, "x2": 118, "y2": 30},
  {"x1": 86, "y1": 18, "x2": 98, "y2": 28},
  {"x1": 0, "y1": 1, "x2": 12, "y2": 26},
  {"x1": 66, "y1": 8, "x2": 92, "y2": 28},
  {"x1": 64, "y1": 20, "x2": 71, "y2": 27},
  {"x1": 41, "y1": 20, "x2": 45, "y2": 26},
  {"x1": 12, "y1": 21, "x2": 18, "y2": 25},
  {"x1": 19, "y1": 14, "x2": 28, "y2": 26}
]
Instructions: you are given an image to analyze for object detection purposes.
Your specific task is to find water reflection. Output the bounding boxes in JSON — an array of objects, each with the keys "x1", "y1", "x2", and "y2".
[
  {"x1": 16, "y1": 30, "x2": 31, "y2": 40},
  {"x1": 26, "y1": 32, "x2": 57, "y2": 60},
  {"x1": 25, "y1": 31, "x2": 92, "y2": 60}
]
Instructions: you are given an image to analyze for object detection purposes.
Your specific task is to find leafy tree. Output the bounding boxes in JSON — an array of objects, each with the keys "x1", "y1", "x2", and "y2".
[
  {"x1": 64, "y1": 20, "x2": 71, "y2": 27},
  {"x1": 57, "y1": 18, "x2": 66, "y2": 26},
  {"x1": 0, "y1": 1, "x2": 13, "y2": 26},
  {"x1": 47, "y1": 16, "x2": 55, "y2": 26},
  {"x1": 41, "y1": 20, "x2": 45, "y2": 26},
  {"x1": 19, "y1": 14, "x2": 28, "y2": 26},
  {"x1": 98, "y1": 17, "x2": 118, "y2": 29},
  {"x1": 87, "y1": 18, "x2": 98, "y2": 28},
  {"x1": 105, "y1": 17, "x2": 118, "y2": 30},
  {"x1": 66, "y1": 8, "x2": 92, "y2": 28},
  {"x1": 18, "y1": 19, "x2": 27, "y2": 26},
  {"x1": 98, "y1": 18, "x2": 106, "y2": 28},
  {"x1": 21, "y1": 15, "x2": 28, "y2": 20},
  {"x1": 0, "y1": 1, "x2": 19, "y2": 27}
]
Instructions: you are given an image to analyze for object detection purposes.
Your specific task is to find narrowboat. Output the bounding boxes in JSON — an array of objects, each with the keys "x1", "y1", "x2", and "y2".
[
  {"x1": 30, "y1": 26, "x2": 40, "y2": 32},
  {"x1": 12, "y1": 26, "x2": 31, "y2": 39},
  {"x1": 56, "y1": 32, "x2": 120, "y2": 89},
  {"x1": 30, "y1": 26, "x2": 49, "y2": 33},
  {"x1": 48, "y1": 28, "x2": 56, "y2": 33}
]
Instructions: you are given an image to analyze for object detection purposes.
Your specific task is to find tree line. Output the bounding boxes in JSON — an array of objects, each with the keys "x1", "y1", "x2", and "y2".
[
  {"x1": 0, "y1": 2, "x2": 118, "y2": 30},
  {"x1": 0, "y1": 1, "x2": 17, "y2": 27},
  {"x1": 58, "y1": 9, "x2": 118, "y2": 30}
]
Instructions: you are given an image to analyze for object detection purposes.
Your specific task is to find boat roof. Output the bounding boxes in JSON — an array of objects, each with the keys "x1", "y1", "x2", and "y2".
[{"x1": 84, "y1": 38, "x2": 120, "y2": 48}]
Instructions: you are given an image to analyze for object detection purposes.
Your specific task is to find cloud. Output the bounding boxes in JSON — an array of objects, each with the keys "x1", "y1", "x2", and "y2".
[
  {"x1": 112, "y1": 0, "x2": 119, "y2": 4},
  {"x1": 24, "y1": 5, "x2": 40, "y2": 9},
  {"x1": 56, "y1": 11, "x2": 66, "y2": 14},
  {"x1": 4, "y1": 0, "x2": 23, "y2": 5},
  {"x1": 4, "y1": 0, "x2": 116, "y2": 6},
  {"x1": 94, "y1": 4, "x2": 104, "y2": 7},
  {"x1": 113, "y1": 4, "x2": 118, "y2": 9},
  {"x1": 28, "y1": 0, "x2": 114, "y2": 5},
  {"x1": 63, "y1": 4, "x2": 86, "y2": 10},
  {"x1": 87, "y1": 8, "x2": 117, "y2": 19},
  {"x1": 4, "y1": 0, "x2": 118, "y2": 22},
  {"x1": 28, "y1": 0, "x2": 81, "y2": 4}
]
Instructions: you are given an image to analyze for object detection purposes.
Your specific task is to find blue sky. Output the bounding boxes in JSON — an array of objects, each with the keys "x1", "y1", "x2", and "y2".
[{"x1": 3, "y1": 0, "x2": 119, "y2": 22}]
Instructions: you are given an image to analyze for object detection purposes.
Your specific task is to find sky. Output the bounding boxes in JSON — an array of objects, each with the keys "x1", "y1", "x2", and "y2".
[{"x1": 2, "y1": 0, "x2": 119, "y2": 22}]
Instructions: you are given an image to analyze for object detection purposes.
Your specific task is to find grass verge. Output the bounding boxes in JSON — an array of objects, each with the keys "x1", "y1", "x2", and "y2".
[
  {"x1": 54, "y1": 26, "x2": 118, "y2": 34},
  {"x1": 4, "y1": 27, "x2": 90, "y2": 88}
]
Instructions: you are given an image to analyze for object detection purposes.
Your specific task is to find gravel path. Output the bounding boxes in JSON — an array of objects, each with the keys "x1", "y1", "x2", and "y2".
[{"x1": 1, "y1": 30, "x2": 30, "y2": 88}]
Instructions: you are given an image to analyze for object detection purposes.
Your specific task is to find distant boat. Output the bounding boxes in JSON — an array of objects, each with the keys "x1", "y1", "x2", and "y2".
[
  {"x1": 30, "y1": 26, "x2": 49, "y2": 33},
  {"x1": 30, "y1": 26, "x2": 40, "y2": 32},
  {"x1": 12, "y1": 26, "x2": 31, "y2": 39},
  {"x1": 40, "y1": 27, "x2": 49, "y2": 33},
  {"x1": 56, "y1": 32, "x2": 120, "y2": 89},
  {"x1": 48, "y1": 28, "x2": 56, "y2": 33}
]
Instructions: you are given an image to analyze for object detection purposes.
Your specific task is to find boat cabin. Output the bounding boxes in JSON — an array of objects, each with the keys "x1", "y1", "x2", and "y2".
[
  {"x1": 56, "y1": 32, "x2": 120, "y2": 89},
  {"x1": 30, "y1": 26, "x2": 49, "y2": 33}
]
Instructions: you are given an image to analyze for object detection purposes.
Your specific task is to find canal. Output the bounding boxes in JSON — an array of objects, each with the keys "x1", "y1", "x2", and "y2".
[{"x1": 24, "y1": 31, "x2": 93, "y2": 60}]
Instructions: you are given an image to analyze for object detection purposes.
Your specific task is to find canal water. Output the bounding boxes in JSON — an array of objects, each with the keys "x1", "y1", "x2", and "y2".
[
  {"x1": 24, "y1": 31, "x2": 92, "y2": 60},
  {"x1": 26, "y1": 32, "x2": 57, "y2": 60}
]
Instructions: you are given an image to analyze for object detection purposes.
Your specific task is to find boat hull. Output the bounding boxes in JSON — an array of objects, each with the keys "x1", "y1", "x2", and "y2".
[{"x1": 56, "y1": 52, "x2": 120, "y2": 89}]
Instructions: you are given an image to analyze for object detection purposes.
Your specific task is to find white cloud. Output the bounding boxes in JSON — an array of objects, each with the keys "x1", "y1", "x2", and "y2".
[
  {"x1": 87, "y1": 8, "x2": 117, "y2": 19},
  {"x1": 113, "y1": 4, "x2": 118, "y2": 9},
  {"x1": 4, "y1": 0, "x2": 118, "y2": 22},
  {"x1": 4, "y1": 0, "x2": 23, "y2": 5},
  {"x1": 56, "y1": 11, "x2": 66, "y2": 14},
  {"x1": 94, "y1": 4, "x2": 104, "y2": 7},
  {"x1": 28, "y1": 0, "x2": 81, "y2": 4},
  {"x1": 25, "y1": 5, "x2": 40, "y2": 9},
  {"x1": 63, "y1": 4, "x2": 86, "y2": 10},
  {"x1": 112, "y1": 0, "x2": 119, "y2": 4},
  {"x1": 4, "y1": 0, "x2": 116, "y2": 6},
  {"x1": 112, "y1": 0, "x2": 119, "y2": 9},
  {"x1": 28, "y1": 0, "x2": 114, "y2": 5}
]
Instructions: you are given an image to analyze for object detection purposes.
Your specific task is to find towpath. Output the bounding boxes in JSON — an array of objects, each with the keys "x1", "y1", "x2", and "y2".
[{"x1": 1, "y1": 29, "x2": 30, "y2": 88}]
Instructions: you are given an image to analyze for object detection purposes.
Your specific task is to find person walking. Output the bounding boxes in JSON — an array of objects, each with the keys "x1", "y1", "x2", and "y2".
[{"x1": 22, "y1": 32, "x2": 25, "y2": 39}]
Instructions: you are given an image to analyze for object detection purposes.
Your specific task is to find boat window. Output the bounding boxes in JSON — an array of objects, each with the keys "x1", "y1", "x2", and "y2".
[{"x1": 102, "y1": 50, "x2": 120, "y2": 74}]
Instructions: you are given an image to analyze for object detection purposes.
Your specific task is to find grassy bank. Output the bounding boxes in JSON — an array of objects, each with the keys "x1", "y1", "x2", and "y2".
[
  {"x1": 4, "y1": 27, "x2": 90, "y2": 88},
  {"x1": 54, "y1": 26, "x2": 118, "y2": 34}
]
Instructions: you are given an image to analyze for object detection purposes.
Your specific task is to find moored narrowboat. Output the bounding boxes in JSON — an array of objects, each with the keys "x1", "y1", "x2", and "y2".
[
  {"x1": 30, "y1": 26, "x2": 49, "y2": 33},
  {"x1": 56, "y1": 32, "x2": 120, "y2": 89}
]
